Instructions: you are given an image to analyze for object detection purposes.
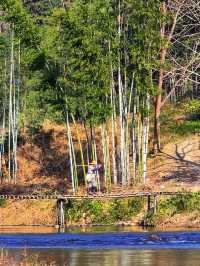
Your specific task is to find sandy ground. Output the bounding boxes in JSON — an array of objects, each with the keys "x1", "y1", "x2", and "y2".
[
  {"x1": 148, "y1": 133, "x2": 200, "y2": 192},
  {"x1": 0, "y1": 200, "x2": 56, "y2": 226}
]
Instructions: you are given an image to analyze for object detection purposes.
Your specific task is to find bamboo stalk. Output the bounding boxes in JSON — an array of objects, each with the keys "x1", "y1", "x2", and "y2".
[
  {"x1": 66, "y1": 108, "x2": 76, "y2": 194},
  {"x1": 105, "y1": 125, "x2": 111, "y2": 190},
  {"x1": 101, "y1": 124, "x2": 111, "y2": 191},
  {"x1": 93, "y1": 130, "x2": 100, "y2": 192},
  {"x1": 142, "y1": 94, "x2": 150, "y2": 183},
  {"x1": 71, "y1": 114, "x2": 86, "y2": 186},
  {"x1": 109, "y1": 51, "x2": 117, "y2": 185},
  {"x1": 8, "y1": 29, "x2": 14, "y2": 182}
]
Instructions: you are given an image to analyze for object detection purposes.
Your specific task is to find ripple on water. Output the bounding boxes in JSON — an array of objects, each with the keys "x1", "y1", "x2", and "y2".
[{"x1": 0, "y1": 231, "x2": 200, "y2": 249}]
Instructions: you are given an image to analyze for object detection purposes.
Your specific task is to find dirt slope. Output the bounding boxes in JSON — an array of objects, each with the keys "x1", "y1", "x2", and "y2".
[
  {"x1": 1, "y1": 123, "x2": 200, "y2": 226},
  {"x1": 148, "y1": 133, "x2": 200, "y2": 192},
  {"x1": 0, "y1": 200, "x2": 56, "y2": 226}
]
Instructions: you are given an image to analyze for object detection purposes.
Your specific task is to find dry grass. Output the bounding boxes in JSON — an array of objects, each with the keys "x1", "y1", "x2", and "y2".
[{"x1": 0, "y1": 200, "x2": 56, "y2": 226}]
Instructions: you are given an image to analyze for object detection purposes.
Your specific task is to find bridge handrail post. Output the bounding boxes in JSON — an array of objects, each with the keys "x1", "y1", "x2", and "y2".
[
  {"x1": 57, "y1": 199, "x2": 65, "y2": 231},
  {"x1": 147, "y1": 195, "x2": 151, "y2": 211},
  {"x1": 153, "y1": 194, "x2": 158, "y2": 214}
]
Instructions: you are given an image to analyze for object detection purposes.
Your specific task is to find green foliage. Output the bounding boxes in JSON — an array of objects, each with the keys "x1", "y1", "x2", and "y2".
[
  {"x1": 54, "y1": 0, "x2": 114, "y2": 125},
  {"x1": 14, "y1": 0, "x2": 161, "y2": 127},
  {"x1": 20, "y1": 89, "x2": 63, "y2": 133},
  {"x1": 128, "y1": 0, "x2": 161, "y2": 96},
  {"x1": 65, "y1": 199, "x2": 105, "y2": 224},
  {"x1": 184, "y1": 100, "x2": 200, "y2": 115},
  {"x1": 0, "y1": 0, "x2": 163, "y2": 129},
  {"x1": 20, "y1": 90, "x2": 45, "y2": 131},
  {"x1": 1, "y1": 0, "x2": 40, "y2": 46},
  {"x1": 65, "y1": 198, "x2": 144, "y2": 224},
  {"x1": 0, "y1": 199, "x2": 6, "y2": 207},
  {"x1": 160, "y1": 193, "x2": 200, "y2": 213},
  {"x1": 108, "y1": 198, "x2": 144, "y2": 222},
  {"x1": 169, "y1": 121, "x2": 200, "y2": 136},
  {"x1": 159, "y1": 104, "x2": 200, "y2": 138},
  {"x1": 23, "y1": 0, "x2": 61, "y2": 17},
  {"x1": 145, "y1": 193, "x2": 200, "y2": 226}
]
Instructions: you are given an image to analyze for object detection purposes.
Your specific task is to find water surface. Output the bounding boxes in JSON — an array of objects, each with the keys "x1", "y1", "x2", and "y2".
[
  {"x1": 0, "y1": 231, "x2": 200, "y2": 249},
  {"x1": 1, "y1": 248, "x2": 200, "y2": 266},
  {"x1": 0, "y1": 227, "x2": 200, "y2": 265}
]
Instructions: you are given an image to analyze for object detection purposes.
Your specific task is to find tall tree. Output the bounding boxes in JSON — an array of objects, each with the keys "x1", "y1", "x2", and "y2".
[{"x1": 153, "y1": 0, "x2": 200, "y2": 153}]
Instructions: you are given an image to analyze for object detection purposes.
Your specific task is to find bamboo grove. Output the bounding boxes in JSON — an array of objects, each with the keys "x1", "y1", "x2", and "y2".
[
  {"x1": 0, "y1": 0, "x2": 200, "y2": 192},
  {"x1": 0, "y1": 24, "x2": 21, "y2": 183}
]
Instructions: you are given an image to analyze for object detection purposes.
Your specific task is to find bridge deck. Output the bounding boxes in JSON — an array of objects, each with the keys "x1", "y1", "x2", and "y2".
[{"x1": 0, "y1": 191, "x2": 190, "y2": 200}]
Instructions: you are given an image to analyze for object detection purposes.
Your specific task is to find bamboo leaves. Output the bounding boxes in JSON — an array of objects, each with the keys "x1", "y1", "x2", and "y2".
[{"x1": 0, "y1": 0, "x2": 168, "y2": 192}]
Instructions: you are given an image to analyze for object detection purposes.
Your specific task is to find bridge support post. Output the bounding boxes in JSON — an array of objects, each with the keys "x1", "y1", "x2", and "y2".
[
  {"x1": 147, "y1": 195, "x2": 151, "y2": 211},
  {"x1": 57, "y1": 199, "x2": 65, "y2": 231},
  {"x1": 153, "y1": 194, "x2": 157, "y2": 214}
]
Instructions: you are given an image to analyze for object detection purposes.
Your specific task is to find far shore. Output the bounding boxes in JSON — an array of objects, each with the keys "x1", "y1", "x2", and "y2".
[{"x1": 0, "y1": 223, "x2": 200, "y2": 233}]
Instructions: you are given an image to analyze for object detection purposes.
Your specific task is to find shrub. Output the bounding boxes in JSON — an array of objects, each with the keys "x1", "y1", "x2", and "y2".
[
  {"x1": 0, "y1": 199, "x2": 6, "y2": 207},
  {"x1": 184, "y1": 100, "x2": 200, "y2": 114},
  {"x1": 169, "y1": 121, "x2": 200, "y2": 135},
  {"x1": 162, "y1": 193, "x2": 200, "y2": 213},
  {"x1": 65, "y1": 198, "x2": 144, "y2": 224},
  {"x1": 144, "y1": 193, "x2": 200, "y2": 226}
]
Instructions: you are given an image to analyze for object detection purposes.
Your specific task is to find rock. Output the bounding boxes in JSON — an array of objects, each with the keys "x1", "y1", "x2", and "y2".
[{"x1": 149, "y1": 234, "x2": 161, "y2": 241}]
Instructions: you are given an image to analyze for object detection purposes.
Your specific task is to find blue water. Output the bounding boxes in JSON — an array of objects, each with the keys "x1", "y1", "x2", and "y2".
[
  {"x1": 0, "y1": 230, "x2": 200, "y2": 265},
  {"x1": 0, "y1": 231, "x2": 200, "y2": 249}
]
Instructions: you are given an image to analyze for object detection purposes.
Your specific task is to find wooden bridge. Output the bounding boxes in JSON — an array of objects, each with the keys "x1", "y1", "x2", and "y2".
[
  {"x1": 0, "y1": 191, "x2": 189, "y2": 230},
  {"x1": 0, "y1": 191, "x2": 182, "y2": 200}
]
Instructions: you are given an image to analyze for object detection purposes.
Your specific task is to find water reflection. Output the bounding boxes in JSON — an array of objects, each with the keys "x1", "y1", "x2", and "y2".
[
  {"x1": 0, "y1": 249, "x2": 200, "y2": 266},
  {"x1": 0, "y1": 225, "x2": 199, "y2": 234},
  {"x1": 0, "y1": 226, "x2": 57, "y2": 234}
]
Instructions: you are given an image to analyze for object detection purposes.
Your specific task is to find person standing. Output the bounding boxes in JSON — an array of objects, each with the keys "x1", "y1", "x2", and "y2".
[{"x1": 86, "y1": 160, "x2": 101, "y2": 193}]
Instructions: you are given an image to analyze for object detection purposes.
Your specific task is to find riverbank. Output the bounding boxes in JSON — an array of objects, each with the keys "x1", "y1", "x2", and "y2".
[
  {"x1": 61, "y1": 193, "x2": 200, "y2": 229},
  {"x1": 0, "y1": 224, "x2": 200, "y2": 235},
  {"x1": 0, "y1": 199, "x2": 56, "y2": 226},
  {"x1": 0, "y1": 193, "x2": 199, "y2": 229}
]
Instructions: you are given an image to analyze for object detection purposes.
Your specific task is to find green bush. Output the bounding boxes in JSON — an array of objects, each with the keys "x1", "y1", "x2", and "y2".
[
  {"x1": 65, "y1": 199, "x2": 107, "y2": 224},
  {"x1": 65, "y1": 200, "x2": 90, "y2": 222},
  {"x1": 129, "y1": 197, "x2": 144, "y2": 214},
  {"x1": 144, "y1": 193, "x2": 200, "y2": 226},
  {"x1": 160, "y1": 193, "x2": 200, "y2": 213},
  {"x1": 159, "y1": 103, "x2": 200, "y2": 139},
  {"x1": 108, "y1": 198, "x2": 144, "y2": 222},
  {"x1": 0, "y1": 199, "x2": 6, "y2": 207},
  {"x1": 20, "y1": 90, "x2": 64, "y2": 135},
  {"x1": 65, "y1": 198, "x2": 144, "y2": 224},
  {"x1": 169, "y1": 121, "x2": 200, "y2": 135},
  {"x1": 184, "y1": 100, "x2": 200, "y2": 114},
  {"x1": 108, "y1": 200, "x2": 129, "y2": 221}
]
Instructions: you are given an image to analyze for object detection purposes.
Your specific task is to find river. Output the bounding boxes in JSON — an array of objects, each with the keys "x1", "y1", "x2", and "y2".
[{"x1": 0, "y1": 226, "x2": 199, "y2": 265}]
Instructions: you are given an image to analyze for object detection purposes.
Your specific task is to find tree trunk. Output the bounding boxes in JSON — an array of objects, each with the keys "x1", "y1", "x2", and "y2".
[
  {"x1": 153, "y1": 2, "x2": 167, "y2": 154},
  {"x1": 153, "y1": 89, "x2": 162, "y2": 154}
]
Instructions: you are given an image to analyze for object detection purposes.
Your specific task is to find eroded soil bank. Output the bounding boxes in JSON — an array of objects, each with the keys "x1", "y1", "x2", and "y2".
[{"x1": 0, "y1": 121, "x2": 200, "y2": 229}]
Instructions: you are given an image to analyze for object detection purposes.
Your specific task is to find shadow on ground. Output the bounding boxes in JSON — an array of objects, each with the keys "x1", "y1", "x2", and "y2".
[{"x1": 151, "y1": 136, "x2": 200, "y2": 186}]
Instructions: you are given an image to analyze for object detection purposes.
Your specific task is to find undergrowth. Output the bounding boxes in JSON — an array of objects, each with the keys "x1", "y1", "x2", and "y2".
[
  {"x1": 169, "y1": 121, "x2": 200, "y2": 136},
  {"x1": 0, "y1": 199, "x2": 6, "y2": 207},
  {"x1": 145, "y1": 193, "x2": 200, "y2": 226},
  {"x1": 160, "y1": 103, "x2": 200, "y2": 137},
  {"x1": 65, "y1": 198, "x2": 144, "y2": 224}
]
